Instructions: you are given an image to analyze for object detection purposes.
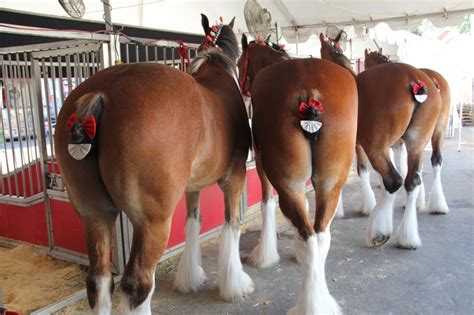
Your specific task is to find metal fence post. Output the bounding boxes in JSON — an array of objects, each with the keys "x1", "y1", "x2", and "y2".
[{"x1": 30, "y1": 55, "x2": 54, "y2": 250}]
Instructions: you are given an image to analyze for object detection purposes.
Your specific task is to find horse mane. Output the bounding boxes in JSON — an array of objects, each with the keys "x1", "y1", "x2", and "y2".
[
  {"x1": 372, "y1": 51, "x2": 391, "y2": 63},
  {"x1": 254, "y1": 41, "x2": 290, "y2": 58},
  {"x1": 329, "y1": 49, "x2": 355, "y2": 76},
  {"x1": 190, "y1": 24, "x2": 239, "y2": 77}
]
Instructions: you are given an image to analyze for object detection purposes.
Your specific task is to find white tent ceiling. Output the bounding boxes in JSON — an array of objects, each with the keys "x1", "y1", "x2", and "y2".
[{"x1": 2, "y1": 1, "x2": 473, "y2": 42}]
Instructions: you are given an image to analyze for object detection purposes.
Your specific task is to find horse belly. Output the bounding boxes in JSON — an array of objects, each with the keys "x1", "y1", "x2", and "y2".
[{"x1": 185, "y1": 135, "x2": 233, "y2": 191}]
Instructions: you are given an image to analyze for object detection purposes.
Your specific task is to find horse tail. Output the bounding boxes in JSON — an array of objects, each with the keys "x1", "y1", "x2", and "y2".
[
  {"x1": 75, "y1": 92, "x2": 105, "y2": 121},
  {"x1": 66, "y1": 92, "x2": 105, "y2": 160},
  {"x1": 297, "y1": 89, "x2": 324, "y2": 141}
]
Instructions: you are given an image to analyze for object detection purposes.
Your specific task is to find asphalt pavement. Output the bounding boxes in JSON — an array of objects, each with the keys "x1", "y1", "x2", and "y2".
[{"x1": 150, "y1": 127, "x2": 473, "y2": 315}]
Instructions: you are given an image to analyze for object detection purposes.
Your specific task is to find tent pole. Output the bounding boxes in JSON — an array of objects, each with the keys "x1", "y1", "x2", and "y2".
[
  {"x1": 458, "y1": 102, "x2": 463, "y2": 152},
  {"x1": 102, "y1": 0, "x2": 121, "y2": 65},
  {"x1": 295, "y1": 28, "x2": 299, "y2": 54}
]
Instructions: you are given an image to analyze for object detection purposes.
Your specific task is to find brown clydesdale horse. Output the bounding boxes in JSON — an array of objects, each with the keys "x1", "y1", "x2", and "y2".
[
  {"x1": 55, "y1": 15, "x2": 252, "y2": 314},
  {"x1": 239, "y1": 34, "x2": 357, "y2": 314},
  {"x1": 365, "y1": 48, "x2": 451, "y2": 214},
  {"x1": 320, "y1": 33, "x2": 443, "y2": 250}
]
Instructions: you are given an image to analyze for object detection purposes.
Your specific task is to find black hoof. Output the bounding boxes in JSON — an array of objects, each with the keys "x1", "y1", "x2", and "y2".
[
  {"x1": 372, "y1": 234, "x2": 390, "y2": 247},
  {"x1": 396, "y1": 243, "x2": 418, "y2": 250}
]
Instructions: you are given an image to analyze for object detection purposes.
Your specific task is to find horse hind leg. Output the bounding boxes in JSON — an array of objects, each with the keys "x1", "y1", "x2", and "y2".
[
  {"x1": 173, "y1": 191, "x2": 207, "y2": 293},
  {"x1": 356, "y1": 145, "x2": 376, "y2": 215},
  {"x1": 83, "y1": 210, "x2": 118, "y2": 315},
  {"x1": 61, "y1": 159, "x2": 118, "y2": 314},
  {"x1": 334, "y1": 192, "x2": 344, "y2": 218},
  {"x1": 367, "y1": 148, "x2": 403, "y2": 247},
  {"x1": 416, "y1": 164, "x2": 426, "y2": 211},
  {"x1": 278, "y1": 187, "x2": 341, "y2": 315},
  {"x1": 395, "y1": 144, "x2": 424, "y2": 249},
  {"x1": 120, "y1": 199, "x2": 176, "y2": 314},
  {"x1": 218, "y1": 162, "x2": 254, "y2": 301},
  {"x1": 427, "y1": 130, "x2": 449, "y2": 214},
  {"x1": 247, "y1": 148, "x2": 280, "y2": 268}
]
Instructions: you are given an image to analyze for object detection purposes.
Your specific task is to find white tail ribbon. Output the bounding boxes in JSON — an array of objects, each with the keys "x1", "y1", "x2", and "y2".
[
  {"x1": 414, "y1": 94, "x2": 427, "y2": 103},
  {"x1": 68, "y1": 143, "x2": 91, "y2": 160},
  {"x1": 300, "y1": 120, "x2": 322, "y2": 133}
]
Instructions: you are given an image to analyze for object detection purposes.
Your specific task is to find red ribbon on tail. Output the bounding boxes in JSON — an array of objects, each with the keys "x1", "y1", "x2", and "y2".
[{"x1": 66, "y1": 112, "x2": 97, "y2": 140}]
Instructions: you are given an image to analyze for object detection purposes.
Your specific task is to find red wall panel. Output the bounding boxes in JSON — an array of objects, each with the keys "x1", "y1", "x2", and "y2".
[
  {"x1": 0, "y1": 202, "x2": 48, "y2": 246},
  {"x1": 246, "y1": 168, "x2": 262, "y2": 207},
  {"x1": 1, "y1": 168, "x2": 255, "y2": 257},
  {"x1": 167, "y1": 183, "x2": 225, "y2": 248},
  {"x1": 1, "y1": 162, "x2": 43, "y2": 197},
  {"x1": 49, "y1": 199, "x2": 87, "y2": 254}
]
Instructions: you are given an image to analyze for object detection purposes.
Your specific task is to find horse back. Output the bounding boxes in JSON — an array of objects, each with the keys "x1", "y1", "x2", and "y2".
[
  {"x1": 419, "y1": 68, "x2": 451, "y2": 136},
  {"x1": 250, "y1": 58, "x2": 358, "y2": 186},
  {"x1": 251, "y1": 58, "x2": 358, "y2": 141},
  {"x1": 55, "y1": 63, "x2": 249, "y2": 214},
  {"x1": 356, "y1": 63, "x2": 442, "y2": 148},
  {"x1": 187, "y1": 62, "x2": 251, "y2": 189}
]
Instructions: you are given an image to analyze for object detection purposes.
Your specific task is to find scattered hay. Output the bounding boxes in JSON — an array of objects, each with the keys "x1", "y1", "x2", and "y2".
[{"x1": 0, "y1": 244, "x2": 86, "y2": 314}]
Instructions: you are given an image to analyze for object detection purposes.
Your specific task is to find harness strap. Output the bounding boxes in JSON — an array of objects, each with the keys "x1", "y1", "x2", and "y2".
[{"x1": 239, "y1": 48, "x2": 251, "y2": 96}]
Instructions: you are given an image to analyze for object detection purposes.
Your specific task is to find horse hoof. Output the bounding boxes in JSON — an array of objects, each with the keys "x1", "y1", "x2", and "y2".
[
  {"x1": 396, "y1": 243, "x2": 418, "y2": 250},
  {"x1": 429, "y1": 209, "x2": 449, "y2": 215},
  {"x1": 372, "y1": 234, "x2": 390, "y2": 247}
]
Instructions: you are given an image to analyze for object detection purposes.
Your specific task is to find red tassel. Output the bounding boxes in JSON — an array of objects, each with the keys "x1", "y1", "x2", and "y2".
[{"x1": 220, "y1": 16, "x2": 223, "y2": 23}]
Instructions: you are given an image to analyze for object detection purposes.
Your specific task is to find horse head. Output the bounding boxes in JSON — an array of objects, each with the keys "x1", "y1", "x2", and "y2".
[
  {"x1": 319, "y1": 32, "x2": 356, "y2": 76},
  {"x1": 190, "y1": 14, "x2": 240, "y2": 80},
  {"x1": 198, "y1": 14, "x2": 238, "y2": 62},
  {"x1": 364, "y1": 48, "x2": 391, "y2": 69},
  {"x1": 237, "y1": 34, "x2": 289, "y2": 96}
]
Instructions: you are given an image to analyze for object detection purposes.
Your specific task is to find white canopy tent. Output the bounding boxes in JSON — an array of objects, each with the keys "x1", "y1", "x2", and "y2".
[
  {"x1": 2, "y1": 1, "x2": 473, "y2": 147},
  {"x1": 2, "y1": 1, "x2": 473, "y2": 41}
]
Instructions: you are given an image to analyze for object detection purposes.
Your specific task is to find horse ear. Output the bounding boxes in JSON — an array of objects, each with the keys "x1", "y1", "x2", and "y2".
[
  {"x1": 364, "y1": 49, "x2": 369, "y2": 57},
  {"x1": 228, "y1": 17, "x2": 235, "y2": 29},
  {"x1": 319, "y1": 33, "x2": 325, "y2": 44},
  {"x1": 201, "y1": 13, "x2": 211, "y2": 35},
  {"x1": 335, "y1": 30, "x2": 343, "y2": 43},
  {"x1": 241, "y1": 34, "x2": 248, "y2": 50},
  {"x1": 379, "y1": 47, "x2": 383, "y2": 54}
]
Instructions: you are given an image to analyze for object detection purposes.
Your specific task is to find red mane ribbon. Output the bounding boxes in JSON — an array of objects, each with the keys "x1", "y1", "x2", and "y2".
[
  {"x1": 299, "y1": 98, "x2": 324, "y2": 118},
  {"x1": 413, "y1": 80, "x2": 428, "y2": 95},
  {"x1": 66, "y1": 112, "x2": 97, "y2": 140},
  {"x1": 177, "y1": 41, "x2": 190, "y2": 64}
]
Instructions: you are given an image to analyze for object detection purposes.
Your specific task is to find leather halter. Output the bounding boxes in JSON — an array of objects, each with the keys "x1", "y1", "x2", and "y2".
[
  {"x1": 239, "y1": 42, "x2": 285, "y2": 97},
  {"x1": 239, "y1": 46, "x2": 253, "y2": 97}
]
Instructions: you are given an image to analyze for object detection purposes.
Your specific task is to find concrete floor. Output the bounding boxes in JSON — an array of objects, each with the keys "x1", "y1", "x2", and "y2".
[{"x1": 148, "y1": 127, "x2": 474, "y2": 315}]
